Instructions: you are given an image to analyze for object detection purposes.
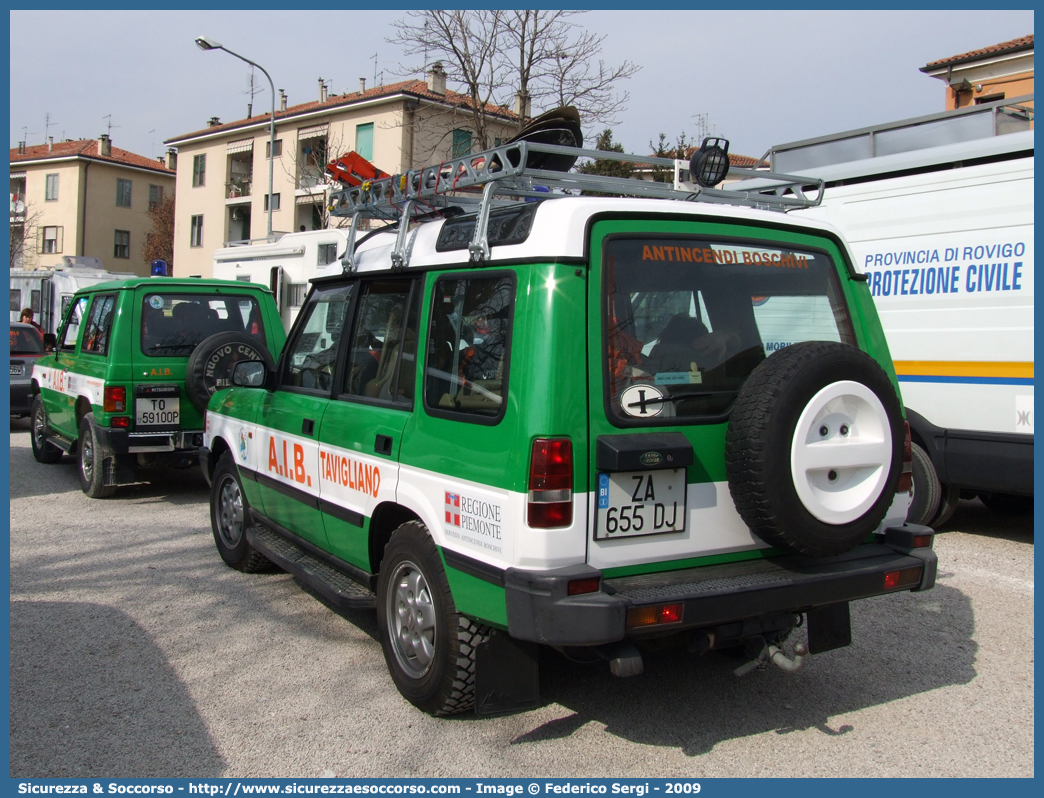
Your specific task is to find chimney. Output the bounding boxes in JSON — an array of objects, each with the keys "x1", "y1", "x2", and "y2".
[
  {"x1": 319, "y1": 78, "x2": 328, "y2": 103},
  {"x1": 48, "y1": 136, "x2": 54, "y2": 152},
  {"x1": 166, "y1": 149, "x2": 178, "y2": 171},
  {"x1": 98, "y1": 133, "x2": 111, "y2": 156},
  {"x1": 207, "y1": 117, "x2": 221, "y2": 128},
  {"x1": 359, "y1": 78, "x2": 366, "y2": 94},
  {"x1": 279, "y1": 89, "x2": 287, "y2": 112},
  {"x1": 18, "y1": 141, "x2": 25, "y2": 154},
  {"x1": 514, "y1": 91, "x2": 531, "y2": 119},
  {"x1": 427, "y1": 62, "x2": 447, "y2": 95}
]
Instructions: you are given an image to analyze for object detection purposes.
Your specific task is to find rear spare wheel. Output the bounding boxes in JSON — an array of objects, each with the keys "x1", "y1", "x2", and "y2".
[
  {"x1": 725, "y1": 341, "x2": 904, "y2": 556},
  {"x1": 185, "y1": 332, "x2": 275, "y2": 412}
]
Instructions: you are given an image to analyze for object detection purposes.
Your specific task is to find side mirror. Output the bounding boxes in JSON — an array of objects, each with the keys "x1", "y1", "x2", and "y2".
[
  {"x1": 232, "y1": 360, "x2": 268, "y2": 388},
  {"x1": 43, "y1": 333, "x2": 57, "y2": 352}
]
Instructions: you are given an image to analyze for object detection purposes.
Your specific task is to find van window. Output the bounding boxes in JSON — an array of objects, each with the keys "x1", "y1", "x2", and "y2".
[
  {"x1": 141, "y1": 293, "x2": 267, "y2": 357},
  {"x1": 281, "y1": 284, "x2": 353, "y2": 392},
  {"x1": 425, "y1": 274, "x2": 514, "y2": 420},
  {"x1": 604, "y1": 236, "x2": 854, "y2": 423}
]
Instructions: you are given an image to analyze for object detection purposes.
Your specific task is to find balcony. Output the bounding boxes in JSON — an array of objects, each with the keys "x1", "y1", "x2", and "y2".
[
  {"x1": 226, "y1": 177, "x2": 252, "y2": 200},
  {"x1": 10, "y1": 193, "x2": 26, "y2": 222}
]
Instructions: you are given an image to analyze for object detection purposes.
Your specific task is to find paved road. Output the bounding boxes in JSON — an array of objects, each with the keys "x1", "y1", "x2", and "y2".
[{"x1": 9, "y1": 420, "x2": 1034, "y2": 778}]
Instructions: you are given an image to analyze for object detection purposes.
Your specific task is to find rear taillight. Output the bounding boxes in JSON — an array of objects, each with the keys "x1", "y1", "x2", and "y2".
[
  {"x1": 104, "y1": 386, "x2": 126, "y2": 413},
  {"x1": 896, "y1": 420, "x2": 913, "y2": 494},
  {"x1": 527, "y1": 438, "x2": 573, "y2": 528}
]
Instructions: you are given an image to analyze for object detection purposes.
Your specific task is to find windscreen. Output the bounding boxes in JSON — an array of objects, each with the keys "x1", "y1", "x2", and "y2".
[
  {"x1": 604, "y1": 236, "x2": 855, "y2": 423},
  {"x1": 141, "y1": 293, "x2": 267, "y2": 357}
]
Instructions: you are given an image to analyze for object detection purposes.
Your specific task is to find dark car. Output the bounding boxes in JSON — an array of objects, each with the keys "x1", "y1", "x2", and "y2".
[{"x1": 11, "y1": 322, "x2": 47, "y2": 417}]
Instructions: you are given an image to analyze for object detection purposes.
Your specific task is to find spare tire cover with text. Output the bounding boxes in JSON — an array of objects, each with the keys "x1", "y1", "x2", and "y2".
[
  {"x1": 185, "y1": 332, "x2": 275, "y2": 412},
  {"x1": 725, "y1": 341, "x2": 904, "y2": 557}
]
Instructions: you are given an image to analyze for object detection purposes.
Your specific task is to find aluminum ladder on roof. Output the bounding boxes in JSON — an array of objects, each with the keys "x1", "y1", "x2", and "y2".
[{"x1": 329, "y1": 140, "x2": 825, "y2": 271}]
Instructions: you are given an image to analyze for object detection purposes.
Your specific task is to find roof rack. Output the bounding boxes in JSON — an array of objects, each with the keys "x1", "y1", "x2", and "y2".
[{"x1": 329, "y1": 140, "x2": 823, "y2": 270}]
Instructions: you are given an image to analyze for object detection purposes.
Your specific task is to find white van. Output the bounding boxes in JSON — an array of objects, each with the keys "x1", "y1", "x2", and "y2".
[
  {"x1": 737, "y1": 98, "x2": 1033, "y2": 525},
  {"x1": 212, "y1": 229, "x2": 352, "y2": 330},
  {"x1": 10, "y1": 256, "x2": 136, "y2": 335}
]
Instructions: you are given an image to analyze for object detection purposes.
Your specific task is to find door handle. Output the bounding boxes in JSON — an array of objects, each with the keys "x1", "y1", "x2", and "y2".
[
  {"x1": 302, "y1": 418, "x2": 315, "y2": 436},
  {"x1": 375, "y1": 434, "x2": 393, "y2": 455}
]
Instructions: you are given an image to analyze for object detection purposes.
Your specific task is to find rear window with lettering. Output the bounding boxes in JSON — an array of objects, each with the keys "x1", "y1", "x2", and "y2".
[{"x1": 603, "y1": 236, "x2": 854, "y2": 424}]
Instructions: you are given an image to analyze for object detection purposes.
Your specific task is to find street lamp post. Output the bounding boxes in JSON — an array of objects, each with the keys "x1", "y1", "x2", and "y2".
[{"x1": 195, "y1": 36, "x2": 277, "y2": 241}]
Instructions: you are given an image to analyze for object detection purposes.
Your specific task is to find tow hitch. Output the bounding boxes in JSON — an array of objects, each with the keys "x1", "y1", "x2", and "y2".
[{"x1": 734, "y1": 640, "x2": 809, "y2": 676}]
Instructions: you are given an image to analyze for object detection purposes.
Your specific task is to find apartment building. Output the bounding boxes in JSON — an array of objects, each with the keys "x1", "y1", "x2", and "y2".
[
  {"x1": 921, "y1": 34, "x2": 1034, "y2": 111},
  {"x1": 165, "y1": 65, "x2": 517, "y2": 278},
  {"x1": 10, "y1": 135, "x2": 176, "y2": 275}
]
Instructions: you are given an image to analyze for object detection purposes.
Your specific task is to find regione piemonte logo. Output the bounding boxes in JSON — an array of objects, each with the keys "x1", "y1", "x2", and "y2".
[{"x1": 445, "y1": 492, "x2": 461, "y2": 526}]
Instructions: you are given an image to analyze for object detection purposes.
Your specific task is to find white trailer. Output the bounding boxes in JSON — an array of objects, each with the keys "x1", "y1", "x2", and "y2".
[
  {"x1": 736, "y1": 97, "x2": 1033, "y2": 525},
  {"x1": 211, "y1": 228, "x2": 351, "y2": 330},
  {"x1": 9, "y1": 256, "x2": 136, "y2": 335}
]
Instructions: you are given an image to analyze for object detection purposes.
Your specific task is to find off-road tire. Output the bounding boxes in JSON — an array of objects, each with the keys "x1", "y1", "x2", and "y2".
[
  {"x1": 376, "y1": 521, "x2": 490, "y2": 715},
  {"x1": 907, "y1": 442, "x2": 941, "y2": 526},
  {"x1": 30, "y1": 396, "x2": 63, "y2": 464},
  {"x1": 185, "y1": 332, "x2": 275, "y2": 413},
  {"x1": 210, "y1": 451, "x2": 273, "y2": 572},
  {"x1": 725, "y1": 341, "x2": 904, "y2": 557},
  {"x1": 77, "y1": 413, "x2": 116, "y2": 499}
]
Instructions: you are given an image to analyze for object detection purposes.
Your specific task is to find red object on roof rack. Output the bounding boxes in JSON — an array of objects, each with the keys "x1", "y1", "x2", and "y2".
[{"x1": 326, "y1": 151, "x2": 390, "y2": 187}]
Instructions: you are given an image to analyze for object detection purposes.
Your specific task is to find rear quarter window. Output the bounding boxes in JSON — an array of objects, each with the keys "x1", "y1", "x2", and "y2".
[{"x1": 604, "y1": 236, "x2": 855, "y2": 424}]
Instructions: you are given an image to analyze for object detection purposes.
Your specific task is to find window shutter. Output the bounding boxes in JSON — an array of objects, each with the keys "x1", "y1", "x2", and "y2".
[{"x1": 57, "y1": 227, "x2": 64, "y2": 253}]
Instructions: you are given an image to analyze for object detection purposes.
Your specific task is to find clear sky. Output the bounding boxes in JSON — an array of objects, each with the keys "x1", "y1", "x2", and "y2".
[{"x1": 9, "y1": 9, "x2": 1034, "y2": 164}]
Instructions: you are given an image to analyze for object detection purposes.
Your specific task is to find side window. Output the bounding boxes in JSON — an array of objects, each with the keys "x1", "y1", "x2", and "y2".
[
  {"x1": 341, "y1": 280, "x2": 419, "y2": 405},
  {"x1": 424, "y1": 273, "x2": 515, "y2": 420},
  {"x1": 58, "y1": 297, "x2": 89, "y2": 352},
  {"x1": 281, "y1": 284, "x2": 353, "y2": 393},
  {"x1": 81, "y1": 294, "x2": 117, "y2": 355}
]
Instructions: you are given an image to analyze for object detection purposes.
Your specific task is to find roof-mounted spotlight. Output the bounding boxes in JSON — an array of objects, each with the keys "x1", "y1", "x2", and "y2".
[{"x1": 689, "y1": 137, "x2": 731, "y2": 188}]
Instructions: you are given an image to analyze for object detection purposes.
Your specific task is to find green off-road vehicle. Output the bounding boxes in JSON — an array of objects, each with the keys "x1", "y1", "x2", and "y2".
[
  {"x1": 30, "y1": 277, "x2": 284, "y2": 497},
  {"x1": 201, "y1": 134, "x2": 936, "y2": 716}
]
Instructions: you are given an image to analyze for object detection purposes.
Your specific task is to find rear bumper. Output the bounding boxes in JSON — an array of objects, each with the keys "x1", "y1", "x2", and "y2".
[
  {"x1": 504, "y1": 526, "x2": 936, "y2": 647},
  {"x1": 96, "y1": 427, "x2": 205, "y2": 454}
]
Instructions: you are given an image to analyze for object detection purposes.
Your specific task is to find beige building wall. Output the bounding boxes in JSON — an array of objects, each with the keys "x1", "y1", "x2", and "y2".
[
  {"x1": 11, "y1": 154, "x2": 174, "y2": 275},
  {"x1": 81, "y1": 161, "x2": 174, "y2": 274},
  {"x1": 19, "y1": 160, "x2": 83, "y2": 268},
  {"x1": 171, "y1": 97, "x2": 516, "y2": 279}
]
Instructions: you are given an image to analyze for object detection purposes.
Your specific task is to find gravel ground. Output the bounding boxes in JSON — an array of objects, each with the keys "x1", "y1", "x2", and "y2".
[{"x1": 8, "y1": 419, "x2": 1034, "y2": 778}]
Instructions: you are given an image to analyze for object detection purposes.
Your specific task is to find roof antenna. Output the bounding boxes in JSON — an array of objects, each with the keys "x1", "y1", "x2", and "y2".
[{"x1": 102, "y1": 114, "x2": 120, "y2": 137}]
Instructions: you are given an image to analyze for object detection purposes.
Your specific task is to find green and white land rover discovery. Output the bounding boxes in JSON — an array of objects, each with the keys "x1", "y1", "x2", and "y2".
[
  {"x1": 201, "y1": 136, "x2": 937, "y2": 716},
  {"x1": 31, "y1": 277, "x2": 284, "y2": 497}
]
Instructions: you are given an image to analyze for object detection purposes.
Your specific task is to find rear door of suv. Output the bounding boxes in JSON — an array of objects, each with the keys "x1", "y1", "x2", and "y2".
[{"x1": 586, "y1": 219, "x2": 861, "y2": 572}]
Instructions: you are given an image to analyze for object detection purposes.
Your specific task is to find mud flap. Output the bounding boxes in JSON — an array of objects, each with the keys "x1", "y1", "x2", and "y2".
[
  {"x1": 104, "y1": 455, "x2": 137, "y2": 487},
  {"x1": 806, "y1": 602, "x2": 851, "y2": 654},
  {"x1": 474, "y1": 629, "x2": 540, "y2": 716}
]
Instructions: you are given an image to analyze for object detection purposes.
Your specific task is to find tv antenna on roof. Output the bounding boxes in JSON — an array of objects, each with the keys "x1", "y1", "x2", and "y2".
[
  {"x1": 44, "y1": 112, "x2": 56, "y2": 144},
  {"x1": 102, "y1": 114, "x2": 121, "y2": 137}
]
